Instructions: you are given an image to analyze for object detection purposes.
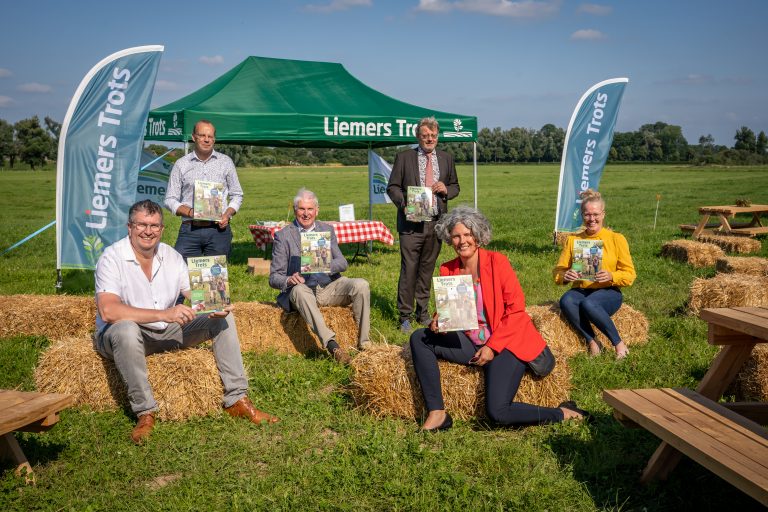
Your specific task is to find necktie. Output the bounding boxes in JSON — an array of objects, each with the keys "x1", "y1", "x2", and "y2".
[{"x1": 424, "y1": 152, "x2": 434, "y2": 187}]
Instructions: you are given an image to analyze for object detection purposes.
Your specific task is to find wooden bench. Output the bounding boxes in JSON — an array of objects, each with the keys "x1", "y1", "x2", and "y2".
[
  {"x1": 0, "y1": 390, "x2": 74, "y2": 483},
  {"x1": 604, "y1": 387, "x2": 768, "y2": 505}
]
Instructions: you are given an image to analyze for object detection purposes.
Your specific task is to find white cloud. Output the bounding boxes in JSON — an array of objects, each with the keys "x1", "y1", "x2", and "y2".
[
  {"x1": 0, "y1": 68, "x2": 12, "y2": 78},
  {"x1": 0, "y1": 96, "x2": 13, "y2": 106},
  {"x1": 417, "y1": 0, "x2": 560, "y2": 18},
  {"x1": 199, "y1": 55, "x2": 224, "y2": 65},
  {"x1": 570, "y1": 29, "x2": 605, "y2": 40},
  {"x1": 577, "y1": 3, "x2": 611, "y2": 15},
  {"x1": 154, "y1": 80, "x2": 180, "y2": 91},
  {"x1": 304, "y1": 0, "x2": 372, "y2": 12},
  {"x1": 17, "y1": 82, "x2": 52, "y2": 93}
]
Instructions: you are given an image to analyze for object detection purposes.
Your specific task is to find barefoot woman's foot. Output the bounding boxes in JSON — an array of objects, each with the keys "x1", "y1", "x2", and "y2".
[
  {"x1": 615, "y1": 341, "x2": 629, "y2": 359},
  {"x1": 587, "y1": 340, "x2": 602, "y2": 356}
]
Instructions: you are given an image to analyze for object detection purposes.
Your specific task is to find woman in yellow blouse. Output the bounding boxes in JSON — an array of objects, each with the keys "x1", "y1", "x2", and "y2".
[{"x1": 553, "y1": 189, "x2": 636, "y2": 358}]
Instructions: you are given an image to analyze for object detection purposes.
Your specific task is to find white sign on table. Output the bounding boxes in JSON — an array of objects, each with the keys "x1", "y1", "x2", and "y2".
[{"x1": 339, "y1": 204, "x2": 355, "y2": 222}]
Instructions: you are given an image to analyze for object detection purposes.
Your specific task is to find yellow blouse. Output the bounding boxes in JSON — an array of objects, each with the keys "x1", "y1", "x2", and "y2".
[{"x1": 553, "y1": 228, "x2": 636, "y2": 289}]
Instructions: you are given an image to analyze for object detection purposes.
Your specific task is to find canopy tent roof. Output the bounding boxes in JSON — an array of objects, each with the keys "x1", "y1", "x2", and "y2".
[{"x1": 145, "y1": 56, "x2": 477, "y2": 148}]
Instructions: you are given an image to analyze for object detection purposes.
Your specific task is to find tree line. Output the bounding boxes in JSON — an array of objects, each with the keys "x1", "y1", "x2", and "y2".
[{"x1": 2, "y1": 115, "x2": 767, "y2": 169}]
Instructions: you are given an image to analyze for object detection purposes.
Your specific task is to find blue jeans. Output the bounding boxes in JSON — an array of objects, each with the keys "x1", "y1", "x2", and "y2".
[
  {"x1": 559, "y1": 287, "x2": 623, "y2": 346},
  {"x1": 174, "y1": 222, "x2": 233, "y2": 260},
  {"x1": 409, "y1": 329, "x2": 564, "y2": 426}
]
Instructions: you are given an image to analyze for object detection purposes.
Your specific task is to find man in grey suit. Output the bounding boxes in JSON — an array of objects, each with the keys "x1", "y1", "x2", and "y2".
[
  {"x1": 269, "y1": 188, "x2": 371, "y2": 364},
  {"x1": 387, "y1": 117, "x2": 460, "y2": 332}
]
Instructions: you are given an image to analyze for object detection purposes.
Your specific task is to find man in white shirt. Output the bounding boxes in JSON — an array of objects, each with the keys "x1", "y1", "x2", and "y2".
[{"x1": 93, "y1": 200, "x2": 278, "y2": 444}]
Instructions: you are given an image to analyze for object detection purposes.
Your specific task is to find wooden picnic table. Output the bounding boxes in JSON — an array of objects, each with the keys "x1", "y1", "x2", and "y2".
[
  {"x1": 680, "y1": 204, "x2": 768, "y2": 237},
  {"x1": 604, "y1": 306, "x2": 768, "y2": 505},
  {"x1": 0, "y1": 390, "x2": 74, "y2": 483}
]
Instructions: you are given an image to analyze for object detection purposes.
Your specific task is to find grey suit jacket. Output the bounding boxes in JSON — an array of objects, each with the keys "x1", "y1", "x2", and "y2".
[
  {"x1": 386, "y1": 148, "x2": 460, "y2": 233},
  {"x1": 268, "y1": 221, "x2": 348, "y2": 311}
]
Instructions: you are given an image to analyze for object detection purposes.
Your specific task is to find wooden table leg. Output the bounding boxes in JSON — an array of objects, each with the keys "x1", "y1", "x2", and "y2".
[
  {"x1": 0, "y1": 433, "x2": 35, "y2": 485},
  {"x1": 692, "y1": 213, "x2": 711, "y2": 238},
  {"x1": 640, "y1": 343, "x2": 755, "y2": 483},
  {"x1": 716, "y1": 213, "x2": 733, "y2": 234}
]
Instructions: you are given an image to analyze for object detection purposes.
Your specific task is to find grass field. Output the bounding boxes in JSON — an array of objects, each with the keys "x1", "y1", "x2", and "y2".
[{"x1": 1, "y1": 163, "x2": 767, "y2": 510}]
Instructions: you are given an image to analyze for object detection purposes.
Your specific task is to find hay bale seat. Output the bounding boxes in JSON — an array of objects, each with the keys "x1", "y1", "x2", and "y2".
[
  {"x1": 733, "y1": 345, "x2": 768, "y2": 402},
  {"x1": 660, "y1": 239, "x2": 725, "y2": 268},
  {"x1": 715, "y1": 256, "x2": 768, "y2": 276},
  {"x1": 695, "y1": 234, "x2": 761, "y2": 254},
  {"x1": 34, "y1": 337, "x2": 222, "y2": 421},
  {"x1": 0, "y1": 294, "x2": 95, "y2": 339},
  {"x1": 349, "y1": 344, "x2": 571, "y2": 421},
  {"x1": 687, "y1": 273, "x2": 768, "y2": 316},
  {"x1": 526, "y1": 302, "x2": 649, "y2": 358},
  {"x1": 234, "y1": 302, "x2": 358, "y2": 354},
  {"x1": 0, "y1": 294, "x2": 360, "y2": 356}
]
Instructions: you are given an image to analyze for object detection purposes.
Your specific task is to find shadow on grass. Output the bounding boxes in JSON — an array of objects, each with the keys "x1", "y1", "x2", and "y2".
[
  {"x1": 544, "y1": 413, "x2": 762, "y2": 509},
  {"x1": 0, "y1": 434, "x2": 67, "y2": 475},
  {"x1": 58, "y1": 269, "x2": 94, "y2": 294}
]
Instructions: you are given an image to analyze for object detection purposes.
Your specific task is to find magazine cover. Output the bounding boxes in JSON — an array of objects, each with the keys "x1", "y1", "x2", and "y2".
[
  {"x1": 300, "y1": 231, "x2": 332, "y2": 273},
  {"x1": 193, "y1": 180, "x2": 226, "y2": 221},
  {"x1": 406, "y1": 186, "x2": 434, "y2": 222},
  {"x1": 570, "y1": 239, "x2": 604, "y2": 281},
  {"x1": 188, "y1": 255, "x2": 230, "y2": 314},
  {"x1": 434, "y1": 275, "x2": 479, "y2": 332}
]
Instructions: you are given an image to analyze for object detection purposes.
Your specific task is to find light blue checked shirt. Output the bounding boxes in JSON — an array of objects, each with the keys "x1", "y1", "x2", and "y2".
[{"x1": 164, "y1": 149, "x2": 243, "y2": 220}]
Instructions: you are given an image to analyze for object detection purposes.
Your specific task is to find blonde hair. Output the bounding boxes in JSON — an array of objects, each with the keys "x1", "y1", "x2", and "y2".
[{"x1": 580, "y1": 188, "x2": 605, "y2": 215}]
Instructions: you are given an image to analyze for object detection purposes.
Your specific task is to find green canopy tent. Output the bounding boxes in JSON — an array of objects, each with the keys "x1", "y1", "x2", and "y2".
[{"x1": 145, "y1": 55, "x2": 479, "y2": 210}]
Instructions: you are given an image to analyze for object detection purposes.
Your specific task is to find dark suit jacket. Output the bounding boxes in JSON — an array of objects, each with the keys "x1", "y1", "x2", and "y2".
[
  {"x1": 386, "y1": 148, "x2": 460, "y2": 233},
  {"x1": 268, "y1": 221, "x2": 347, "y2": 311}
]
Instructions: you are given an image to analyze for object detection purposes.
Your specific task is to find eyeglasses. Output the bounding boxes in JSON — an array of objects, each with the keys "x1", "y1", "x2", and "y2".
[
  {"x1": 131, "y1": 222, "x2": 164, "y2": 232},
  {"x1": 582, "y1": 212, "x2": 604, "y2": 219}
]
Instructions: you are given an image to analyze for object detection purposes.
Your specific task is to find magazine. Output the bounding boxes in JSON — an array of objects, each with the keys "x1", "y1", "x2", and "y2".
[
  {"x1": 300, "y1": 231, "x2": 332, "y2": 274},
  {"x1": 187, "y1": 255, "x2": 230, "y2": 314},
  {"x1": 433, "y1": 275, "x2": 479, "y2": 332},
  {"x1": 405, "y1": 186, "x2": 434, "y2": 222},
  {"x1": 570, "y1": 239, "x2": 604, "y2": 281},
  {"x1": 193, "y1": 180, "x2": 226, "y2": 221}
]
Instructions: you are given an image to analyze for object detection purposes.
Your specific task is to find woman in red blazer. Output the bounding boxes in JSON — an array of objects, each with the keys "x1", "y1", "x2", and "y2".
[{"x1": 410, "y1": 206, "x2": 589, "y2": 431}]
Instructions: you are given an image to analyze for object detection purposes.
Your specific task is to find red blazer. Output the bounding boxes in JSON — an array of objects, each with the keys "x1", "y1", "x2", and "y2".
[{"x1": 440, "y1": 248, "x2": 545, "y2": 362}]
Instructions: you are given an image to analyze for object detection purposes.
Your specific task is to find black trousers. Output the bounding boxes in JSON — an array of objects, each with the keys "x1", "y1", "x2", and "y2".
[
  {"x1": 397, "y1": 223, "x2": 441, "y2": 323},
  {"x1": 409, "y1": 328, "x2": 564, "y2": 426}
]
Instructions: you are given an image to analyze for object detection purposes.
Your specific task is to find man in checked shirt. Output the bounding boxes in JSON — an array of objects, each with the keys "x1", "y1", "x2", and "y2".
[{"x1": 164, "y1": 120, "x2": 243, "y2": 260}]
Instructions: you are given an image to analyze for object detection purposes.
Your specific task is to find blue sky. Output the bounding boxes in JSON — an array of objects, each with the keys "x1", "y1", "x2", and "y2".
[{"x1": 1, "y1": 0, "x2": 766, "y2": 146}]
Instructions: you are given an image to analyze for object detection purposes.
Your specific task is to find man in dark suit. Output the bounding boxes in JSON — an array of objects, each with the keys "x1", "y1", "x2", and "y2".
[
  {"x1": 269, "y1": 188, "x2": 371, "y2": 364},
  {"x1": 387, "y1": 117, "x2": 460, "y2": 332}
]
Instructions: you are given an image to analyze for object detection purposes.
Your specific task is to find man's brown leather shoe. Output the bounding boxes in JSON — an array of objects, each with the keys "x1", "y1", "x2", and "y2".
[
  {"x1": 224, "y1": 397, "x2": 279, "y2": 425},
  {"x1": 130, "y1": 413, "x2": 155, "y2": 445}
]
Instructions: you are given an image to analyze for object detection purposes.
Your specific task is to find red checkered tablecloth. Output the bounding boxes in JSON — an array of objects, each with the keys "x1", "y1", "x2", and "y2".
[{"x1": 249, "y1": 220, "x2": 394, "y2": 251}]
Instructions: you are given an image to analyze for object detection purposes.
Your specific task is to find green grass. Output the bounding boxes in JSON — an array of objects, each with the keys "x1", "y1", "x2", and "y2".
[{"x1": 1, "y1": 164, "x2": 767, "y2": 510}]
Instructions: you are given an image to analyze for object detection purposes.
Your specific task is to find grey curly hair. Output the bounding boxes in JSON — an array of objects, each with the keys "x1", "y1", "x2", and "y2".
[{"x1": 434, "y1": 205, "x2": 492, "y2": 246}]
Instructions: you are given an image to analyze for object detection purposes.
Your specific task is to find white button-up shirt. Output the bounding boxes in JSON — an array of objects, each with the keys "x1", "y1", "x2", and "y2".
[{"x1": 94, "y1": 236, "x2": 190, "y2": 331}]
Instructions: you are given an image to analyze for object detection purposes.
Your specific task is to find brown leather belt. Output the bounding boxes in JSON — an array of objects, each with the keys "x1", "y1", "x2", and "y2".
[{"x1": 182, "y1": 220, "x2": 218, "y2": 227}]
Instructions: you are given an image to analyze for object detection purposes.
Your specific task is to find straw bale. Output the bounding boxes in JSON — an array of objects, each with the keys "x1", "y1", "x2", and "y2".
[
  {"x1": 733, "y1": 345, "x2": 768, "y2": 402},
  {"x1": 554, "y1": 230, "x2": 585, "y2": 247},
  {"x1": 34, "y1": 337, "x2": 222, "y2": 421},
  {"x1": 0, "y1": 294, "x2": 95, "y2": 339},
  {"x1": 349, "y1": 344, "x2": 571, "y2": 421},
  {"x1": 526, "y1": 302, "x2": 649, "y2": 358},
  {"x1": 695, "y1": 234, "x2": 761, "y2": 254},
  {"x1": 715, "y1": 256, "x2": 768, "y2": 276},
  {"x1": 688, "y1": 273, "x2": 768, "y2": 316},
  {"x1": 660, "y1": 239, "x2": 725, "y2": 268},
  {"x1": 233, "y1": 302, "x2": 358, "y2": 354}
]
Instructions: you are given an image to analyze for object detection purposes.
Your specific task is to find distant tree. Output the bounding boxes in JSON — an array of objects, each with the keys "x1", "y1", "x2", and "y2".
[
  {"x1": 757, "y1": 131, "x2": 768, "y2": 154},
  {"x1": 0, "y1": 119, "x2": 14, "y2": 168},
  {"x1": 734, "y1": 126, "x2": 756, "y2": 151},
  {"x1": 14, "y1": 116, "x2": 54, "y2": 169},
  {"x1": 44, "y1": 116, "x2": 61, "y2": 158},
  {"x1": 698, "y1": 134, "x2": 715, "y2": 148}
]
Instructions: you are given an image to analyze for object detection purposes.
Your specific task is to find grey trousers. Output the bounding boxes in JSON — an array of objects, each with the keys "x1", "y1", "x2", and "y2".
[
  {"x1": 94, "y1": 313, "x2": 248, "y2": 415},
  {"x1": 289, "y1": 276, "x2": 371, "y2": 348}
]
